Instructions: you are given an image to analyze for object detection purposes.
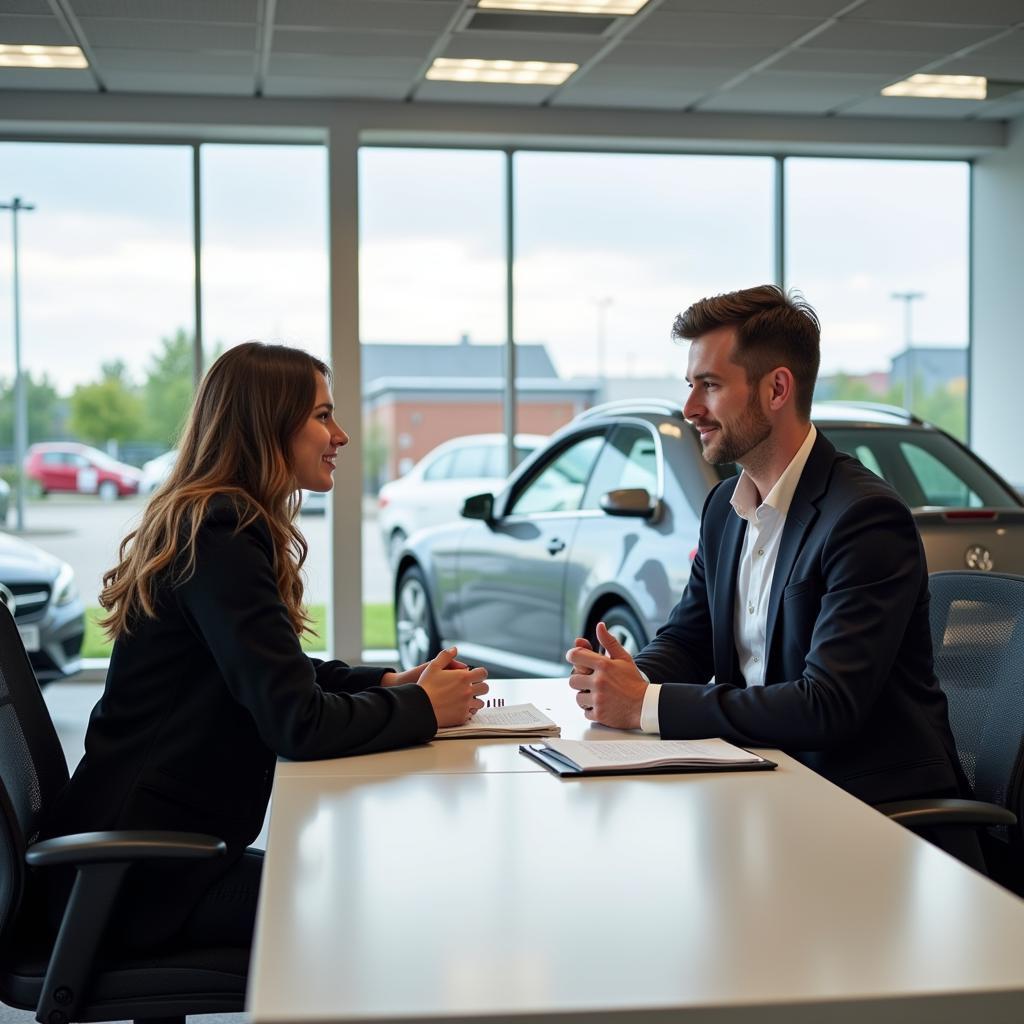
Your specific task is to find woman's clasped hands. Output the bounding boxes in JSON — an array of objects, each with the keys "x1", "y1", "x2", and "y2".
[{"x1": 382, "y1": 647, "x2": 489, "y2": 728}]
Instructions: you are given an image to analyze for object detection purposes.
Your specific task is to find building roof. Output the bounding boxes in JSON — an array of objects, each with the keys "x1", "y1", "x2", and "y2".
[{"x1": 362, "y1": 341, "x2": 558, "y2": 386}]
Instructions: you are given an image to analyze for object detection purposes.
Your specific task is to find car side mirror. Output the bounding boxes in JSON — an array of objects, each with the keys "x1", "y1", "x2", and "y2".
[
  {"x1": 461, "y1": 492, "x2": 495, "y2": 522},
  {"x1": 600, "y1": 488, "x2": 659, "y2": 520}
]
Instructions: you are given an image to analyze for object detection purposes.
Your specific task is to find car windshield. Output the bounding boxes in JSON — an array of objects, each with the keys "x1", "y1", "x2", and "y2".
[
  {"x1": 87, "y1": 449, "x2": 132, "y2": 472},
  {"x1": 821, "y1": 426, "x2": 1020, "y2": 509}
]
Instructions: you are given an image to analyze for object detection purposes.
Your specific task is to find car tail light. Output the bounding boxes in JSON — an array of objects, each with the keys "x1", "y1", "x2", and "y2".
[
  {"x1": 688, "y1": 547, "x2": 698, "y2": 562},
  {"x1": 942, "y1": 510, "x2": 997, "y2": 520}
]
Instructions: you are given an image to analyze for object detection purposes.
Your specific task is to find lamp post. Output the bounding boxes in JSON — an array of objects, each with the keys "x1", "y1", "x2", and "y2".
[
  {"x1": 890, "y1": 290, "x2": 924, "y2": 412},
  {"x1": 1, "y1": 196, "x2": 35, "y2": 532}
]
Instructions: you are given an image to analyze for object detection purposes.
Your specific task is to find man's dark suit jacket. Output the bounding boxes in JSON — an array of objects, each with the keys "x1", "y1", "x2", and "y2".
[
  {"x1": 635, "y1": 432, "x2": 962, "y2": 806},
  {"x1": 42, "y1": 500, "x2": 437, "y2": 948}
]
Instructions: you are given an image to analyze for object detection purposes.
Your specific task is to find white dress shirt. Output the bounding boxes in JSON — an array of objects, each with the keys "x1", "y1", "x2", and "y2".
[{"x1": 639, "y1": 424, "x2": 817, "y2": 733}]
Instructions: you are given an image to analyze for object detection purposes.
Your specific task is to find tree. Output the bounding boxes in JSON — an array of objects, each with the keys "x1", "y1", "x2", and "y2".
[
  {"x1": 0, "y1": 371, "x2": 63, "y2": 443},
  {"x1": 69, "y1": 361, "x2": 143, "y2": 446},
  {"x1": 143, "y1": 328, "x2": 195, "y2": 447}
]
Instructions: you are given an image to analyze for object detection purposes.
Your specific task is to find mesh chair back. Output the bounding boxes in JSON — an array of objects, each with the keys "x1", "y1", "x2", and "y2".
[
  {"x1": 0, "y1": 602, "x2": 70, "y2": 951},
  {"x1": 928, "y1": 571, "x2": 1024, "y2": 837}
]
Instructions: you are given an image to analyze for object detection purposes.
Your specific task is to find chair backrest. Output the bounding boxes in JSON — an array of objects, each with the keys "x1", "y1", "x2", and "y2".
[
  {"x1": 0, "y1": 601, "x2": 70, "y2": 953},
  {"x1": 928, "y1": 570, "x2": 1024, "y2": 835}
]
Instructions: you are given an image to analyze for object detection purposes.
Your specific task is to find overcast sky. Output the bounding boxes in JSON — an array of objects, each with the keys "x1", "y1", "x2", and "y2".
[{"x1": 0, "y1": 142, "x2": 968, "y2": 394}]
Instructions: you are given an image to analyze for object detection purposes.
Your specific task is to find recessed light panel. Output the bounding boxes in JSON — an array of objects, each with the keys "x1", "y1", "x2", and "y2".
[
  {"x1": 0, "y1": 44, "x2": 88, "y2": 69},
  {"x1": 427, "y1": 58, "x2": 578, "y2": 85},
  {"x1": 881, "y1": 74, "x2": 986, "y2": 100},
  {"x1": 478, "y1": 1, "x2": 649, "y2": 13}
]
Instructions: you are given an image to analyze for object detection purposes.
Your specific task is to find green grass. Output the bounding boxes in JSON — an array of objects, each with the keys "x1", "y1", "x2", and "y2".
[{"x1": 84, "y1": 602, "x2": 396, "y2": 658}]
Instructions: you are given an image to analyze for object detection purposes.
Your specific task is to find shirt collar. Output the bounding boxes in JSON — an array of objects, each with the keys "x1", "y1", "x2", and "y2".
[{"x1": 730, "y1": 423, "x2": 817, "y2": 522}]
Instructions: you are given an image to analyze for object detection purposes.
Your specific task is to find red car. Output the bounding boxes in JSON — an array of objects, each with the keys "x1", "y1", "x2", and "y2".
[{"x1": 25, "y1": 443, "x2": 142, "y2": 500}]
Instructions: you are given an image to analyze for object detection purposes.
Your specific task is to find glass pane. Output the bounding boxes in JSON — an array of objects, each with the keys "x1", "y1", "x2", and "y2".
[
  {"x1": 0, "y1": 141, "x2": 193, "y2": 677},
  {"x1": 201, "y1": 143, "x2": 331, "y2": 649},
  {"x1": 510, "y1": 434, "x2": 605, "y2": 515},
  {"x1": 582, "y1": 426, "x2": 658, "y2": 509},
  {"x1": 786, "y1": 159, "x2": 969, "y2": 438},
  {"x1": 360, "y1": 148, "x2": 506, "y2": 650},
  {"x1": 514, "y1": 151, "x2": 775, "y2": 415}
]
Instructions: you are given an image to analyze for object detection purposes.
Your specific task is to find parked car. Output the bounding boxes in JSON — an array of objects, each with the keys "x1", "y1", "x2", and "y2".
[
  {"x1": 0, "y1": 478, "x2": 9, "y2": 524},
  {"x1": 0, "y1": 531, "x2": 85, "y2": 683},
  {"x1": 25, "y1": 442, "x2": 142, "y2": 500},
  {"x1": 393, "y1": 400, "x2": 1024, "y2": 676},
  {"x1": 139, "y1": 449, "x2": 178, "y2": 495},
  {"x1": 378, "y1": 433, "x2": 547, "y2": 564},
  {"x1": 300, "y1": 489, "x2": 327, "y2": 515}
]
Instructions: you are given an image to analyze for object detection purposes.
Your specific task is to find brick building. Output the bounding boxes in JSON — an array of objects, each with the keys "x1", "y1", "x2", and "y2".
[{"x1": 362, "y1": 338, "x2": 598, "y2": 483}]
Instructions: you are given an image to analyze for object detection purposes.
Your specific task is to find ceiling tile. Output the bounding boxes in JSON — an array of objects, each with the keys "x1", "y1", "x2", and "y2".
[
  {"x1": 770, "y1": 47, "x2": 929, "y2": 75},
  {"x1": 0, "y1": 0, "x2": 62, "y2": 13},
  {"x1": 0, "y1": 14, "x2": 76, "y2": 46},
  {"x1": 849, "y1": 1, "x2": 1024, "y2": 26},
  {"x1": 963, "y1": 28, "x2": 1024, "y2": 59},
  {"x1": 275, "y1": 0, "x2": 459, "y2": 33},
  {"x1": 72, "y1": 0, "x2": 258, "y2": 22},
  {"x1": 696, "y1": 70, "x2": 895, "y2": 114},
  {"x1": 804, "y1": 20, "x2": 999, "y2": 53},
  {"x1": 92, "y1": 48, "x2": 256, "y2": 74},
  {"x1": 264, "y1": 75, "x2": 411, "y2": 99},
  {"x1": 102, "y1": 69, "x2": 254, "y2": 93},
  {"x1": 573, "y1": 65, "x2": 735, "y2": 91},
  {"x1": 932, "y1": 54, "x2": 1024, "y2": 79},
  {"x1": 269, "y1": 54, "x2": 425, "y2": 78},
  {"x1": 0, "y1": 66, "x2": 95, "y2": 89},
  {"x1": 80, "y1": 19, "x2": 258, "y2": 50},
  {"x1": 599, "y1": 42, "x2": 781, "y2": 70},
  {"x1": 272, "y1": 28, "x2": 435, "y2": 59},
  {"x1": 659, "y1": 1, "x2": 847, "y2": 13},
  {"x1": 629, "y1": 11, "x2": 822, "y2": 46},
  {"x1": 551, "y1": 85, "x2": 703, "y2": 109}
]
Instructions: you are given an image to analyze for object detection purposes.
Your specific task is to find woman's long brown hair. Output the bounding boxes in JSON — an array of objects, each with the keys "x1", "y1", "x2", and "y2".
[{"x1": 99, "y1": 342, "x2": 331, "y2": 639}]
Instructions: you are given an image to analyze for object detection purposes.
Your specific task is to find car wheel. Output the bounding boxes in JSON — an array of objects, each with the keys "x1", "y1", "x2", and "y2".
[
  {"x1": 395, "y1": 565, "x2": 441, "y2": 671},
  {"x1": 98, "y1": 480, "x2": 120, "y2": 501},
  {"x1": 387, "y1": 529, "x2": 407, "y2": 567},
  {"x1": 592, "y1": 604, "x2": 647, "y2": 659}
]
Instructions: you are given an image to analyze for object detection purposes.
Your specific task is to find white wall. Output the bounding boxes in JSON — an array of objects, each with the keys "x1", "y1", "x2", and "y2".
[{"x1": 972, "y1": 119, "x2": 1024, "y2": 488}]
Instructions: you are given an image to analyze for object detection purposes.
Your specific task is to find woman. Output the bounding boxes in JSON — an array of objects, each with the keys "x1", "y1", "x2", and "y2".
[{"x1": 42, "y1": 342, "x2": 488, "y2": 951}]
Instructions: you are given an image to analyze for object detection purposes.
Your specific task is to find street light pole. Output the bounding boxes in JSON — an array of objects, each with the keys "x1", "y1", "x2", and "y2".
[
  {"x1": 1, "y1": 196, "x2": 36, "y2": 532},
  {"x1": 890, "y1": 290, "x2": 924, "y2": 412}
]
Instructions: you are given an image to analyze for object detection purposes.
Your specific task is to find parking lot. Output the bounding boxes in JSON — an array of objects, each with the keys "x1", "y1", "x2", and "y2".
[{"x1": 4, "y1": 494, "x2": 393, "y2": 608}]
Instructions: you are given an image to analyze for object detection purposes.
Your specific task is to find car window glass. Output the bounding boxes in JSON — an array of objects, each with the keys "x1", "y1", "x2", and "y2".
[
  {"x1": 900, "y1": 442, "x2": 981, "y2": 507},
  {"x1": 823, "y1": 427, "x2": 1019, "y2": 509},
  {"x1": 853, "y1": 445, "x2": 884, "y2": 478},
  {"x1": 509, "y1": 434, "x2": 605, "y2": 516},
  {"x1": 582, "y1": 426, "x2": 659, "y2": 510},
  {"x1": 448, "y1": 445, "x2": 490, "y2": 480},
  {"x1": 423, "y1": 451, "x2": 456, "y2": 481},
  {"x1": 42, "y1": 452, "x2": 62, "y2": 465},
  {"x1": 73, "y1": 455, "x2": 90, "y2": 468}
]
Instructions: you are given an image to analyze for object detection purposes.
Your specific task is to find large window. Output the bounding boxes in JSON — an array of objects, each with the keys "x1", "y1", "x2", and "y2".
[{"x1": 786, "y1": 158, "x2": 969, "y2": 437}]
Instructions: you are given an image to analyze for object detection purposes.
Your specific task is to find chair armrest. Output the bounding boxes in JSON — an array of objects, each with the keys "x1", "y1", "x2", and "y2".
[
  {"x1": 27, "y1": 831, "x2": 225, "y2": 1024},
  {"x1": 26, "y1": 830, "x2": 226, "y2": 868},
  {"x1": 877, "y1": 798, "x2": 1017, "y2": 830}
]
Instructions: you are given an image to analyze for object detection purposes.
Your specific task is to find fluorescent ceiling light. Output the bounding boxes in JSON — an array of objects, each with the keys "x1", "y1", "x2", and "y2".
[
  {"x1": 0, "y1": 43, "x2": 88, "y2": 69},
  {"x1": 881, "y1": 74, "x2": 986, "y2": 100},
  {"x1": 477, "y1": 0, "x2": 650, "y2": 13},
  {"x1": 427, "y1": 58, "x2": 578, "y2": 85}
]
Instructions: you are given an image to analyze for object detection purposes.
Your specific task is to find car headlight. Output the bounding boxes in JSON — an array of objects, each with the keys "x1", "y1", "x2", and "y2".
[{"x1": 53, "y1": 562, "x2": 79, "y2": 608}]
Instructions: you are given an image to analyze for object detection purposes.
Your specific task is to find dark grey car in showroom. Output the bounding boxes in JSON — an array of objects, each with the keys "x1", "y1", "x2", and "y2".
[
  {"x1": 0, "y1": 531, "x2": 85, "y2": 683},
  {"x1": 394, "y1": 401, "x2": 1024, "y2": 676}
]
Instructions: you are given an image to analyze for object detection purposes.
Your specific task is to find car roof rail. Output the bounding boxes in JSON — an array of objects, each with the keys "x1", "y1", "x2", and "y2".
[
  {"x1": 577, "y1": 398, "x2": 685, "y2": 421},
  {"x1": 815, "y1": 400, "x2": 924, "y2": 425}
]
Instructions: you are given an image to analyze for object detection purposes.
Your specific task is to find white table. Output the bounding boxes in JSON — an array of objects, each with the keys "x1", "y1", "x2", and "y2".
[{"x1": 250, "y1": 679, "x2": 1024, "y2": 1024}]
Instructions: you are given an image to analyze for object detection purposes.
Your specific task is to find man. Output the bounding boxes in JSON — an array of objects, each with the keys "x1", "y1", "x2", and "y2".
[{"x1": 566, "y1": 284, "x2": 968, "y2": 814}]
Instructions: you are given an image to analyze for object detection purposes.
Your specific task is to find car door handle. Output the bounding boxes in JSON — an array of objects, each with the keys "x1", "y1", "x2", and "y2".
[{"x1": 547, "y1": 537, "x2": 566, "y2": 555}]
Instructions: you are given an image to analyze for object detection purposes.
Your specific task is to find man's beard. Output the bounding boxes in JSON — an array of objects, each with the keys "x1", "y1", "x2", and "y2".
[{"x1": 701, "y1": 393, "x2": 772, "y2": 466}]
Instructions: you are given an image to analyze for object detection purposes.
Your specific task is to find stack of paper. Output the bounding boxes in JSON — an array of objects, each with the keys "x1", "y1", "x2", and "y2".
[
  {"x1": 435, "y1": 703, "x2": 560, "y2": 740},
  {"x1": 521, "y1": 738, "x2": 775, "y2": 775}
]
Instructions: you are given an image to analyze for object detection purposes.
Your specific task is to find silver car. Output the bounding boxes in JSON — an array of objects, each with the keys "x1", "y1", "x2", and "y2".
[{"x1": 394, "y1": 401, "x2": 1024, "y2": 676}]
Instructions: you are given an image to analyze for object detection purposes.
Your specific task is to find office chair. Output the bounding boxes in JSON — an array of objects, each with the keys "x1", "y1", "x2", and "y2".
[
  {"x1": 0, "y1": 602, "x2": 248, "y2": 1024},
  {"x1": 877, "y1": 570, "x2": 1023, "y2": 895}
]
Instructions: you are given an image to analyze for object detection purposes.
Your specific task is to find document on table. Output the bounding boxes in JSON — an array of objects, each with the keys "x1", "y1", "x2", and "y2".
[
  {"x1": 520, "y1": 738, "x2": 775, "y2": 775},
  {"x1": 434, "y1": 703, "x2": 560, "y2": 739}
]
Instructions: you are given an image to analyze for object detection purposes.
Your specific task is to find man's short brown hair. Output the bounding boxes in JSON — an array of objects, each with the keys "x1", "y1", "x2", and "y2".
[{"x1": 672, "y1": 284, "x2": 821, "y2": 419}]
